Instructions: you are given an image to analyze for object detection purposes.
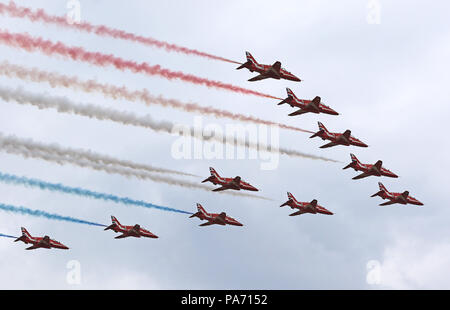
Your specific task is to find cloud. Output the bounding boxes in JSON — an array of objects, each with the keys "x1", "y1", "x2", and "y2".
[
  {"x1": 377, "y1": 235, "x2": 450, "y2": 289},
  {"x1": 0, "y1": 0, "x2": 449, "y2": 289}
]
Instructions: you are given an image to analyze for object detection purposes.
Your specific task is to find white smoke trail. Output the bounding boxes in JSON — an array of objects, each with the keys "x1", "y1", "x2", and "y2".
[
  {"x1": 0, "y1": 133, "x2": 270, "y2": 200},
  {"x1": 0, "y1": 86, "x2": 338, "y2": 163},
  {"x1": 0, "y1": 88, "x2": 195, "y2": 178}
]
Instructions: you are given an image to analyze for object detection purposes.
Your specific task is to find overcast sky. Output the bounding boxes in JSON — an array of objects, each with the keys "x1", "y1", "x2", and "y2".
[{"x1": 0, "y1": 0, "x2": 449, "y2": 289}]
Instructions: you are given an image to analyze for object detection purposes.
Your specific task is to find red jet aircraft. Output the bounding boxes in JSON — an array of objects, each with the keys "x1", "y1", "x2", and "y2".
[
  {"x1": 202, "y1": 167, "x2": 258, "y2": 192},
  {"x1": 278, "y1": 88, "x2": 339, "y2": 116},
  {"x1": 310, "y1": 122, "x2": 368, "y2": 148},
  {"x1": 104, "y1": 216, "x2": 158, "y2": 239},
  {"x1": 371, "y1": 182, "x2": 424, "y2": 206},
  {"x1": 14, "y1": 227, "x2": 69, "y2": 250},
  {"x1": 343, "y1": 153, "x2": 398, "y2": 180},
  {"x1": 189, "y1": 203, "x2": 243, "y2": 226},
  {"x1": 280, "y1": 192, "x2": 333, "y2": 216},
  {"x1": 236, "y1": 51, "x2": 301, "y2": 82}
]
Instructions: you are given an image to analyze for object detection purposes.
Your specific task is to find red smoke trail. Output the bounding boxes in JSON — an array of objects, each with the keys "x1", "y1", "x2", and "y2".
[
  {"x1": 0, "y1": 30, "x2": 281, "y2": 100},
  {"x1": 0, "y1": 1, "x2": 241, "y2": 65},
  {"x1": 0, "y1": 62, "x2": 312, "y2": 133}
]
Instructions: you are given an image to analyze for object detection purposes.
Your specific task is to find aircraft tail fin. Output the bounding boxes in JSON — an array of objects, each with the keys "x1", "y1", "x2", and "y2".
[
  {"x1": 318, "y1": 122, "x2": 328, "y2": 133},
  {"x1": 287, "y1": 192, "x2": 296, "y2": 201},
  {"x1": 344, "y1": 154, "x2": 359, "y2": 169},
  {"x1": 209, "y1": 167, "x2": 220, "y2": 178},
  {"x1": 111, "y1": 216, "x2": 120, "y2": 225},
  {"x1": 286, "y1": 88, "x2": 297, "y2": 99},
  {"x1": 311, "y1": 122, "x2": 327, "y2": 138},
  {"x1": 378, "y1": 182, "x2": 388, "y2": 193},
  {"x1": 196, "y1": 203, "x2": 208, "y2": 216},
  {"x1": 245, "y1": 51, "x2": 257, "y2": 65},
  {"x1": 278, "y1": 88, "x2": 297, "y2": 105},
  {"x1": 280, "y1": 192, "x2": 294, "y2": 207},
  {"x1": 21, "y1": 227, "x2": 32, "y2": 239},
  {"x1": 371, "y1": 182, "x2": 388, "y2": 197},
  {"x1": 350, "y1": 153, "x2": 360, "y2": 163},
  {"x1": 236, "y1": 51, "x2": 257, "y2": 70},
  {"x1": 108, "y1": 216, "x2": 122, "y2": 230}
]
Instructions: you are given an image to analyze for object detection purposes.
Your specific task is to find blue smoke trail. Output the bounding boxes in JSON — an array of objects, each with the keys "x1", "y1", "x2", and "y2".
[
  {"x1": 0, "y1": 233, "x2": 17, "y2": 239},
  {"x1": 0, "y1": 171, "x2": 192, "y2": 215},
  {"x1": 0, "y1": 203, "x2": 106, "y2": 227}
]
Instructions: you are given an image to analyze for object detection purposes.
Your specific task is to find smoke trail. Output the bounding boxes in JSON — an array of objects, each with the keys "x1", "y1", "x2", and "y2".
[
  {"x1": 0, "y1": 30, "x2": 280, "y2": 100},
  {"x1": 0, "y1": 202, "x2": 106, "y2": 227},
  {"x1": 0, "y1": 233, "x2": 16, "y2": 239},
  {"x1": 0, "y1": 1, "x2": 241, "y2": 64},
  {"x1": 0, "y1": 133, "x2": 271, "y2": 200},
  {"x1": 0, "y1": 171, "x2": 192, "y2": 215},
  {"x1": 0, "y1": 62, "x2": 310, "y2": 133},
  {"x1": 0, "y1": 86, "x2": 336, "y2": 163},
  {"x1": 0, "y1": 98, "x2": 194, "y2": 177}
]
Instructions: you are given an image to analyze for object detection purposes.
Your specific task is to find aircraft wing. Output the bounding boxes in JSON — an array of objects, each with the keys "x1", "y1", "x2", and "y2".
[
  {"x1": 216, "y1": 212, "x2": 227, "y2": 224},
  {"x1": 320, "y1": 142, "x2": 339, "y2": 148},
  {"x1": 213, "y1": 181, "x2": 240, "y2": 192},
  {"x1": 271, "y1": 61, "x2": 281, "y2": 73},
  {"x1": 132, "y1": 224, "x2": 141, "y2": 233},
  {"x1": 212, "y1": 185, "x2": 232, "y2": 192},
  {"x1": 248, "y1": 73, "x2": 270, "y2": 82},
  {"x1": 200, "y1": 213, "x2": 227, "y2": 226},
  {"x1": 26, "y1": 236, "x2": 51, "y2": 250},
  {"x1": 352, "y1": 172, "x2": 372, "y2": 180},
  {"x1": 289, "y1": 210, "x2": 307, "y2": 216},
  {"x1": 288, "y1": 109, "x2": 308, "y2": 116},
  {"x1": 316, "y1": 206, "x2": 333, "y2": 215},
  {"x1": 342, "y1": 130, "x2": 351, "y2": 140},
  {"x1": 374, "y1": 160, "x2": 383, "y2": 170},
  {"x1": 114, "y1": 233, "x2": 130, "y2": 239},
  {"x1": 379, "y1": 200, "x2": 397, "y2": 206}
]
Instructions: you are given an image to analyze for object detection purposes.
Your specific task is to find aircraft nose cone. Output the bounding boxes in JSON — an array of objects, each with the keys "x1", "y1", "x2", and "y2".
[
  {"x1": 62, "y1": 245, "x2": 69, "y2": 250},
  {"x1": 247, "y1": 185, "x2": 258, "y2": 191},
  {"x1": 236, "y1": 222, "x2": 244, "y2": 226}
]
